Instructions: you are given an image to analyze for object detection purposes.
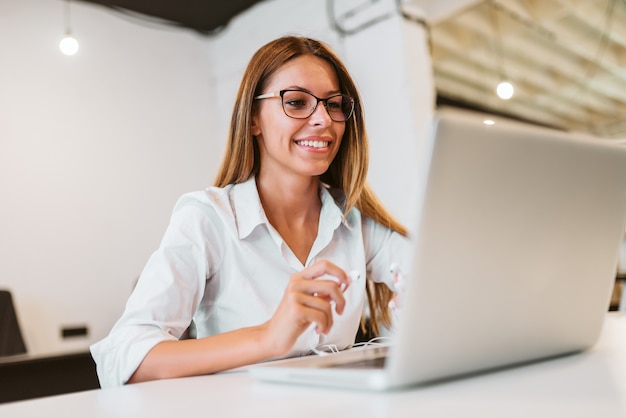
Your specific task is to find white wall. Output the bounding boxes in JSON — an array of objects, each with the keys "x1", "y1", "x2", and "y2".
[
  {"x1": 0, "y1": 0, "x2": 215, "y2": 354},
  {"x1": 0, "y1": 0, "x2": 434, "y2": 355}
]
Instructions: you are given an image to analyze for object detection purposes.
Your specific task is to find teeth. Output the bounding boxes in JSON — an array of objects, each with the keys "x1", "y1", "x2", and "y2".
[{"x1": 297, "y1": 140, "x2": 329, "y2": 148}]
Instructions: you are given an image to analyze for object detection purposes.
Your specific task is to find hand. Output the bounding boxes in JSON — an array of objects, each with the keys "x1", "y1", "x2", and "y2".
[{"x1": 261, "y1": 260, "x2": 351, "y2": 356}]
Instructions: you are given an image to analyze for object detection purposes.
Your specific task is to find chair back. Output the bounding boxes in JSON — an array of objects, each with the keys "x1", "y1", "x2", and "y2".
[{"x1": 0, "y1": 290, "x2": 27, "y2": 356}]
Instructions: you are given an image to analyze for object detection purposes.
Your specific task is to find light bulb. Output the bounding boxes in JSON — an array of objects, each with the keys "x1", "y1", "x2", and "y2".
[
  {"x1": 496, "y1": 81, "x2": 514, "y2": 100},
  {"x1": 60, "y1": 35, "x2": 79, "y2": 56},
  {"x1": 483, "y1": 119, "x2": 495, "y2": 126}
]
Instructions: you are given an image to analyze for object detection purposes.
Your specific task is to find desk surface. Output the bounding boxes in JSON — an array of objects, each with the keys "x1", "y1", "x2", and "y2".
[{"x1": 2, "y1": 313, "x2": 625, "y2": 418}]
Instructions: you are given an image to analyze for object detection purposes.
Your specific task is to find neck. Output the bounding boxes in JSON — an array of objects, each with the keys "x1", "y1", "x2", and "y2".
[
  {"x1": 255, "y1": 173, "x2": 323, "y2": 264},
  {"x1": 256, "y1": 174, "x2": 321, "y2": 225}
]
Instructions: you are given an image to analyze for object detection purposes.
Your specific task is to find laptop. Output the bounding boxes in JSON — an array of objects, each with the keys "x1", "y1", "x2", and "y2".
[{"x1": 248, "y1": 107, "x2": 626, "y2": 390}]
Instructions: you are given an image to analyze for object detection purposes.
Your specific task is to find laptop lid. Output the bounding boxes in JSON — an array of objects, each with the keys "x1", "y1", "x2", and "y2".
[{"x1": 249, "y1": 108, "x2": 626, "y2": 390}]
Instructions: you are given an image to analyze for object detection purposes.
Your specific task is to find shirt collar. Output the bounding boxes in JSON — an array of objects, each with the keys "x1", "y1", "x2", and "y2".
[
  {"x1": 232, "y1": 177, "x2": 348, "y2": 241},
  {"x1": 232, "y1": 177, "x2": 266, "y2": 240},
  {"x1": 319, "y1": 183, "x2": 346, "y2": 232}
]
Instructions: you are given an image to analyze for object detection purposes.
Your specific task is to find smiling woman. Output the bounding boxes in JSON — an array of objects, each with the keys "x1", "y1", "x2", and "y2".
[
  {"x1": 251, "y1": 54, "x2": 347, "y2": 186},
  {"x1": 90, "y1": 35, "x2": 409, "y2": 388}
]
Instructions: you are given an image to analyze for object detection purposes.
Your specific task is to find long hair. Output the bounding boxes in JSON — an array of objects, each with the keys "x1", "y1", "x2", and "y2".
[{"x1": 214, "y1": 36, "x2": 407, "y2": 335}]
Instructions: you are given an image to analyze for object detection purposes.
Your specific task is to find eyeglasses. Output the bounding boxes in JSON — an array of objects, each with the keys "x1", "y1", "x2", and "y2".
[{"x1": 254, "y1": 89, "x2": 355, "y2": 122}]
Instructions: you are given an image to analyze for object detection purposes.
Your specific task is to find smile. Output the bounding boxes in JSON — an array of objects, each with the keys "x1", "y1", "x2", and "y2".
[{"x1": 295, "y1": 140, "x2": 330, "y2": 148}]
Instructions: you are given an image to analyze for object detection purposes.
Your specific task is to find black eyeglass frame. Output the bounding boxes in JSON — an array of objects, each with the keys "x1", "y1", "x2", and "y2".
[{"x1": 254, "y1": 89, "x2": 355, "y2": 122}]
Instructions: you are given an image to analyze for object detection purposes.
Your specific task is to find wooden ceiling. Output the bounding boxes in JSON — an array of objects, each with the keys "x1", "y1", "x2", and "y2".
[{"x1": 429, "y1": 0, "x2": 626, "y2": 141}]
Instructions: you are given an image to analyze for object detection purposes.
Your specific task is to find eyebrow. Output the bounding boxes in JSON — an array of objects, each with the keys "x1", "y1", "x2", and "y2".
[{"x1": 283, "y1": 85, "x2": 342, "y2": 96}]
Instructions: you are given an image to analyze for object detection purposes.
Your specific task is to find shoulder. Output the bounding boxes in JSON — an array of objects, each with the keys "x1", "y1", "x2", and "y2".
[
  {"x1": 360, "y1": 214, "x2": 408, "y2": 252},
  {"x1": 170, "y1": 180, "x2": 264, "y2": 242},
  {"x1": 165, "y1": 185, "x2": 238, "y2": 238},
  {"x1": 173, "y1": 184, "x2": 232, "y2": 210}
]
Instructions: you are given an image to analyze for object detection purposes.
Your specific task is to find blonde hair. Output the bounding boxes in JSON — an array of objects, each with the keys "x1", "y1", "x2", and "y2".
[{"x1": 214, "y1": 36, "x2": 407, "y2": 335}]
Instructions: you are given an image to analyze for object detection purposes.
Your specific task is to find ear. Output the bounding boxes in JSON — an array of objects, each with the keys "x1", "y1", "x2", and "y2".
[{"x1": 251, "y1": 113, "x2": 261, "y2": 136}]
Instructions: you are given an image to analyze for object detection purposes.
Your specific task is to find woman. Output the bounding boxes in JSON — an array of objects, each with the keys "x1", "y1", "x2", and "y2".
[{"x1": 91, "y1": 36, "x2": 408, "y2": 388}]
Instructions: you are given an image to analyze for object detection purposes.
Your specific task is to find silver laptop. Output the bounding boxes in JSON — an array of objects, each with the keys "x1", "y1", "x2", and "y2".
[{"x1": 248, "y1": 107, "x2": 626, "y2": 390}]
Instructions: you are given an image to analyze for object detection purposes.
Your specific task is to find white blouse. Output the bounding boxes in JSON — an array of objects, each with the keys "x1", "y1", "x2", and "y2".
[{"x1": 90, "y1": 177, "x2": 408, "y2": 388}]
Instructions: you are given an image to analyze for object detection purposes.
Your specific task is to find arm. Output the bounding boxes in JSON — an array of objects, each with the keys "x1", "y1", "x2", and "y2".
[
  {"x1": 128, "y1": 259, "x2": 351, "y2": 383},
  {"x1": 127, "y1": 324, "x2": 274, "y2": 382}
]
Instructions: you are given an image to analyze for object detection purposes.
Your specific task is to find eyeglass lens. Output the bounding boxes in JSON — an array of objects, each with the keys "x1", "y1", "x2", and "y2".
[{"x1": 282, "y1": 90, "x2": 354, "y2": 122}]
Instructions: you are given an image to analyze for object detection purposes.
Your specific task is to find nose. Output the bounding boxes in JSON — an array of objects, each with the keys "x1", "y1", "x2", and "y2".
[{"x1": 308, "y1": 100, "x2": 333, "y2": 125}]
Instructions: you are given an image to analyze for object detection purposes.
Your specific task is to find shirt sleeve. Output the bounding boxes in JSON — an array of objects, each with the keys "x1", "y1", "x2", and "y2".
[
  {"x1": 362, "y1": 217, "x2": 410, "y2": 292},
  {"x1": 90, "y1": 194, "x2": 224, "y2": 388}
]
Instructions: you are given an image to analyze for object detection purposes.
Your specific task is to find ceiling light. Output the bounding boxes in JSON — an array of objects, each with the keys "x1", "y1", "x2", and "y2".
[
  {"x1": 496, "y1": 81, "x2": 514, "y2": 100},
  {"x1": 488, "y1": 2, "x2": 514, "y2": 101},
  {"x1": 60, "y1": 0, "x2": 79, "y2": 56},
  {"x1": 483, "y1": 119, "x2": 496, "y2": 126},
  {"x1": 60, "y1": 36, "x2": 79, "y2": 56}
]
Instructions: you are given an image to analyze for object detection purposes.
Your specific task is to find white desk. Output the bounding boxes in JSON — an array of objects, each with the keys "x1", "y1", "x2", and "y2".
[{"x1": 2, "y1": 313, "x2": 625, "y2": 418}]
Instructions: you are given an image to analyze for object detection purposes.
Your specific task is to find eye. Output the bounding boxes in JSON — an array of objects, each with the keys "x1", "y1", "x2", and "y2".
[
  {"x1": 326, "y1": 99, "x2": 342, "y2": 111},
  {"x1": 282, "y1": 91, "x2": 312, "y2": 110},
  {"x1": 284, "y1": 99, "x2": 308, "y2": 109}
]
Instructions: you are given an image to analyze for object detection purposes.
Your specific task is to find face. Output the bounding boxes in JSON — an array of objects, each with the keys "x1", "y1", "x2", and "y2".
[{"x1": 251, "y1": 55, "x2": 346, "y2": 181}]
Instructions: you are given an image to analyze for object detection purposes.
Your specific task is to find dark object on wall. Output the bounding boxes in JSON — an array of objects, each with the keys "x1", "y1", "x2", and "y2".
[
  {"x1": 0, "y1": 290, "x2": 27, "y2": 357},
  {"x1": 62, "y1": 325, "x2": 89, "y2": 339},
  {"x1": 0, "y1": 351, "x2": 100, "y2": 403}
]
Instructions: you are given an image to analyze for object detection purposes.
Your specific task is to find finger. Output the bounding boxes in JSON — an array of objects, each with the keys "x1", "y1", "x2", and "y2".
[
  {"x1": 298, "y1": 295, "x2": 334, "y2": 334},
  {"x1": 302, "y1": 279, "x2": 347, "y2": 315},
  {"x1": 298, "y1": 260, "x2": 352, "y2": 292}
]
